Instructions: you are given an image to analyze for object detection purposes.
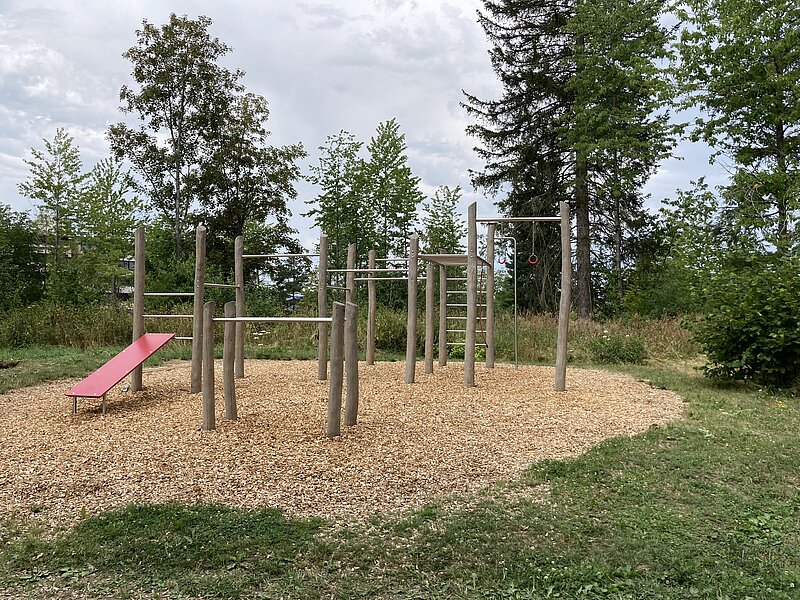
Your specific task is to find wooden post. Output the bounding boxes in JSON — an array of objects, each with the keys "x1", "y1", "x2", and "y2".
[
  {"x1": 223, "y1": 301, "x2": 237, "y2": 420},
  {"x1": 486, "y1": 224, "x2": 496, "y2": 368},
  {"x1": 202, "y1": 300, "x2": 215, "y2": 431},
  {"x1": 344, "y1": 302, "x2": 359, "y2": 426},
  {"x1": 438, "y1": 262, "x2": 447, "y2": 366},
  {"x1": 346, "y1": 242, "x2": 356, "y2": 305},
  {"x1": 131, "y1": 226, "x2": 145, "y2": 392},
  {"x1": 555, "y1": 201, "x2": 572, "y2": 391},
  {"x1": 317, "y1": 234, "x2": 328, "y2": 381},
  {"x1": 191, "y1": 225, "x2": 206, "y2": 394},
  {"x1": 327, "y1": 302, "x2": 345, "y2": 438},
  {"x1": 424, "y1": 261, "x2": 434, "y2": 374},
  {"x1": 234, "y1": 235, "x2": 245, "y2": 379},
  {"x1": 404, "y1": 234, "x2": 419, "y2": 384},
  {"x1": 465, "y1": 203, "x2": 477, "y2": 387},
  {"x1": 366, "y1": 249, "x2": 377, "y2": 365}
]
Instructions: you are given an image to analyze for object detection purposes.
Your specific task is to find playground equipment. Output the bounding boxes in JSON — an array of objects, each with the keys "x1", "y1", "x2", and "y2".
[{"x1": 65, "y1": 333, "x2": 175, "y2": 414}]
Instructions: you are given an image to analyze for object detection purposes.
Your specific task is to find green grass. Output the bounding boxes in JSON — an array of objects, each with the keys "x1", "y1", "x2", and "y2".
[{"x1": 1, "y1": 365, "x2": 799, "y2": 598}]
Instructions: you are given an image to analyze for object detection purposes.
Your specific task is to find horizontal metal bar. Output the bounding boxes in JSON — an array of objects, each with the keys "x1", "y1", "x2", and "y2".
[
  {"x1": 143, "y1": 314, "x2": 193, "y2": 319},
  {"x1": 354, "y1": 277, "x2": 421, "y2": 281},
  {"x1": 213, "y1": 317, "x2": 332, "y2": 323},
  {"x1": 328, "y1": 268, "x2": 408, "y2": 273},
  {"x1": 447, "y1": 304, "x2": 486, "y2": 308},
  {"x1": 447, "y1": 316, "x2": 468, "y2": 320},
  {"x1": 446, "y1": 290, "x2": 467, "y2": 294},
  {"x1": 476, "y1": 216, "x2": 561, "y2": 223},
  {"x1": 447, "y1": 278, "x2": 468, "y2": 282},
  {"x1": 242, "y1": 253, "x2": 319, "y2": 258},
  {"x1": 173, "y1": 336, "x2": 193, "y2": 341},
  {"x1": 374, "y1": 257, "x2": 409, "y2": 262},
  {"x1": 204, "y1": 283, "x2": 239, "y2": 288},
  {"x1": 446, "y1": 329, "x2": 467, "y2": 333},
  {"x1": 446, "y1": 342, "x2": 488, "y2": 347},
  {"x1": 327, "y1": 285, "x2": 348, "y2": 290},
  {"x1": 144, "y1": 292, "x2": 193, "y2": 297}
]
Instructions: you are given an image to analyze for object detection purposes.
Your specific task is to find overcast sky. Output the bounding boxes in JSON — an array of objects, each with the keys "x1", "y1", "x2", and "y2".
[{"x1": 0, "y1": 0, "x2": 728, "y2": 249}]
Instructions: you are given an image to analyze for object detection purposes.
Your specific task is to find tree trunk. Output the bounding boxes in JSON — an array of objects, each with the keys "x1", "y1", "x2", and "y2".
[{"x1": 575, "y1": 150, "x2": 592, "y2": 320}]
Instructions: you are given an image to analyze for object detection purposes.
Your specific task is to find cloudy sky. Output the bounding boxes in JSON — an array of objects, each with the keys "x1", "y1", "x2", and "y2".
[{"x1": 0, "y1": 0, "x2": 727, "y2": 249}]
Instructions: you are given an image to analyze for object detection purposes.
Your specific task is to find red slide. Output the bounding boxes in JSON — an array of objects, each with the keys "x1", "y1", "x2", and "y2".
[{"x1": 66, "y1": 333, "x2": 175, "y2": 412}]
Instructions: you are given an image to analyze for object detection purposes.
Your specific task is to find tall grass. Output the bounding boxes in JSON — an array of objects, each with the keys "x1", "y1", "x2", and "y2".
[{"x1": 0, "y1": 303, "x2": 698, "y2": 364}]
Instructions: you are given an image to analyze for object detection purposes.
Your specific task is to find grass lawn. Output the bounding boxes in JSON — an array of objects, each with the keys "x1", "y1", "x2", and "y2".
[{"x1": 0, "y1": 354, "x2": 798, "y2": 598}]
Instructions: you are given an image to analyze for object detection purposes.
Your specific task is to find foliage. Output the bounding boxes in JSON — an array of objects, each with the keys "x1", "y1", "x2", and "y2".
[
  {"x1": 362, "y1": 118, "x2": 424, "y2": 260},
  {"x1": 108, "y1": 13, "x2": 243, "y2": 260},
  {"x1": 464, "y1": 0, "x2": 678, "y2": 317},
  {"x1": 17, "y1": 128, "x2": 87, "y2": 291},
  {"x1": 677, "y1": 0, "x2": 800, "y2": 251},
  {"x1": 0, "y1": 204, "x2": 45, "y2": 310},
  {"x1": 690, "y1": 254, "x2": 800, "y2": 389},
  {"x1": 587, "y1": 330, "x2": 648, "y2": 364},
  {"x1": 420, "y1": 185, "x2": 465, "y2": 255},
  {"x1": 303, "y1": 130, "x2": 367, "y2": 270}
]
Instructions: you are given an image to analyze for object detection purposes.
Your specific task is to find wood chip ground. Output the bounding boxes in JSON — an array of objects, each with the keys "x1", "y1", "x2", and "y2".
[{"x1": 0, "y1": 360, "x2": 683, "y2": 527}]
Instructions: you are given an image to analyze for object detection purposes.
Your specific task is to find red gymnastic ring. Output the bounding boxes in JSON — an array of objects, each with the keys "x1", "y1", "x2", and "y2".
[{"x1": 527, "y1": 255, "x2": 540, "y2": 266}]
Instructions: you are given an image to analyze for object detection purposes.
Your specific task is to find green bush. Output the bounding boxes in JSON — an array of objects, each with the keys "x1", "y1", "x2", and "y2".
[
  {"x1": 690, "y1": 254, "x2": 800, "y2": 389},
  {"x1": 587, "y1": 331, "x2": 648, "y2": 364}
]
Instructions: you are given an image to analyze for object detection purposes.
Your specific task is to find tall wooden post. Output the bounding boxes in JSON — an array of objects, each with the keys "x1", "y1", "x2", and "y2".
[
  {"x1": 131, "y1": 226, "x2": 145, "y2": 392},
  {"x1": 317, "y1": 234, "x2": 328, "y2": 381},
  {"x1": 555, "y1": 201, "x2": 572, "y2": 391},
  {"x1": 202, "y1": 300, "x2": 215, "y2": 431},
  {"x1": 344, "y1": 302, "x2": 360, "y2": 426},
  {"x1": 191, "y1": 225, "x2": 206, "y2": 394},
  {"x1": 234, "y1": 235, "x2": 245, "y2": 379},
  {"x1": 404, "y1": 234, "x2": 419, "y2": 384},
  {"x1": 486, "y1": 224, "x2": 496, "y2": 368},
  {"x1": 424, "y1": 261, "x2": 434, "y2": 374},
  {"x1": 223, "y1": 301, "x2": 237, "y2": 420},
  {"x1": 465, "y1": 203, "x2": 477, "y2": 387},
  {"x1": 327, "y1": 302, "x2": 345, "y2": 438},
  {"x1": 366, "y1": 249, "x2": 376, "y2": 365},
  {"x1": 346, "y1": 243, "x2": 356, "y2": 305},
  {"x1": 438, "y1": 262, "x2": 447, "y2": 366}
]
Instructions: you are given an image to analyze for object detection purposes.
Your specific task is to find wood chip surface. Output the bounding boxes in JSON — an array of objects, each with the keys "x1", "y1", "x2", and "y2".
[{"x1": 0, "y1": 360, "x2": 683, "y2": 527}]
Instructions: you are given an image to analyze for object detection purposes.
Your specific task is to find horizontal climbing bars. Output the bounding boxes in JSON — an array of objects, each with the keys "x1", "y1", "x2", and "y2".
[
  {"x1": 143, "y1": 314, "x2": 194, "y2": 319},
  {"x1": 328, "y1": 268, "x2": 408, "y2": 273},
  {"x1": 143, "y1": 292, "x2": 193, "y2": 297},
  {"x1": 213, "y1": 316, "x2": 333, "y2": 323},
  {"x1": 242, "y1": 253, "x2": 319, "y2": 258},
  {"x1": 204, "y1": 283, "x2": 240, "y2": 288},
  {"x1": 476, "y1": 216, "x2": 561, "y2": 223}
]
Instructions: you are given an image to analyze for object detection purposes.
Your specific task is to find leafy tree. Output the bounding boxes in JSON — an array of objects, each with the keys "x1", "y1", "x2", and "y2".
[
  {"x1": 194, "y1": 92, "x2": 307, "y2": 273},
  {"x1": 362, "y1": 118, "x2": 424, "y2": 259},
  {"x1": 304, "y1": 130, "x2": 367, "y2": 270},
  {"x1": 108, "y1": 14, "x2": 243, "y2": 260},
  {"x1": 420, "y1": 185, "x2": 466, "y2": 255},
  {"x1": 0, "y1": 204, "x2": 45, "y2": 309},
  {"x1": 464, "y1": 0, "x2": 677, "y2": 318},
  {"x1": 18, "y1": 128, "x2": 87, "y2": 278},
  {"x1": 677, "y1": 0, "x2": 800, "y2": 251}
]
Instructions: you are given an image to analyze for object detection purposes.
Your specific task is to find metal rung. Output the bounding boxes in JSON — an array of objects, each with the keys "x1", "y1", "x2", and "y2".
[
  {"x1": 447, "y1": 278, "x2": 468, "y2": 281},
  {"x1": 174, "y1": 336, "x2": 193, "y2": 341},
  {"x1": 144, "y1": 314, "x2": 193, "y2": 318},
  {"x1": 327, "y1": 285, "x2": 348, "y2": 290},
  {"x1": 446, "y1": 329, "x2": 467, "y2": 333},
  {"x1": 205, "y1": 283, "x2": 240, "y2": 289},
  {"x1": 144, "y1": 292, "x2": 193, "y2": 297},
  {"x1": 446, "y1": 316, "x2": 467, "y2": 320},
  {"x1": 446, "y1": 342, "x2": 488, "y2": 347},
  {"x1": 446, "y1": 290, "x2": 467, "y2": 294},
  {"x1": 242, "y1": 253, "x2": 319, "y2": 259},
  {"x1": 448, "y1": 304, "x2": 486, "y2": 308}
]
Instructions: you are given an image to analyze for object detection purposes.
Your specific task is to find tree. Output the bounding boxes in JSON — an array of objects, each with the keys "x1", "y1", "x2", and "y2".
[
  {"x1": 677, "y1": 0, "x2": 800, "y2": 251},
  {"x1": 362, "y1": 118, "x2": 424, "y2": 259},
  {"x1": 0, "y1": 204, "x2": 45, "y2": 309},
  {"x1": 420, "y1": 185, "x2": 466, "y2": 255},
  {"x1": 108, "y1": 14, "x2": 243, "y2": 260},
  {"x1": 18, "y1": 128, "x2": 86, "y2": 277},
  {"x1": 194, "y1": 92, "x2": 307, "y2": 272},
  {"x1": 304, "y1": 130, "x2": 368, "y2": 270},
  {"x1": 464, "y1": 0, "x2": 677, "y2": 318}
]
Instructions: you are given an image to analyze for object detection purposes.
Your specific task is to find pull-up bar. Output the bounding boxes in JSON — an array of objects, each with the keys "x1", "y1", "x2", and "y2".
[
  {"x1": 476, "y1": 216, "x2": 561, "y2": 223},
  {"x1": 242, "y1": 253, "x2": 319, "y2": 259}
]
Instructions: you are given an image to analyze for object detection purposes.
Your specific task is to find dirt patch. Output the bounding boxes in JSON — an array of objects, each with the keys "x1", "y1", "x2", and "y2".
[{"x1": 0, "y1": 360, "x2": 683, "y2": 527}]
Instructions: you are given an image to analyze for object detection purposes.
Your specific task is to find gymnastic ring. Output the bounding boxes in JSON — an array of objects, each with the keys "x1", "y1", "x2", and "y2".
[
  {"x1": 527, "y1": 255, "x2": 540, "y2": 266},
  {"x1": 497, "y1": 256, "x2": 506, "y2": 265}
]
